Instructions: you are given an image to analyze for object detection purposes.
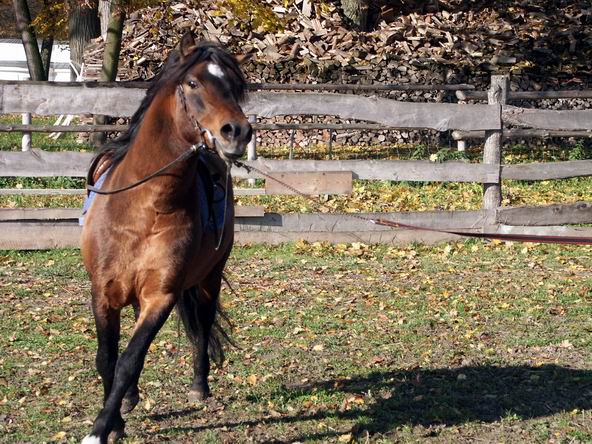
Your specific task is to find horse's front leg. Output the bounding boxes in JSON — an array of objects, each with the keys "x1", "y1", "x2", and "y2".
[
  {"x1": 120, "y1": 303, "x2": 141, "y2": 415},
  {"x1": 83, "y1": 291, "x2": 177, "y2": 444},
  {"x1": 91, "y1": 295, "x2": 121, "y2": 410}
]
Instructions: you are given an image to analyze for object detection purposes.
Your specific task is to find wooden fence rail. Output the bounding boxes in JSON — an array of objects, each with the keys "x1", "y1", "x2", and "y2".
[
  {"x1": 3, "y1": 151, "x2": 590, "y2": 182},
  {"x1": 1, "y1": 205, "x2": 591, "y2": 249}
]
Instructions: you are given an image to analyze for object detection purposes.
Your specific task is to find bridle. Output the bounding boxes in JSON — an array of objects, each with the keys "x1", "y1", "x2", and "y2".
[
  {"x1": 86, "y1": 85, "x2": 216, "y2": 196},
  {"x1": 86, "y1": 81, "x2": 235, "y2": 250}
]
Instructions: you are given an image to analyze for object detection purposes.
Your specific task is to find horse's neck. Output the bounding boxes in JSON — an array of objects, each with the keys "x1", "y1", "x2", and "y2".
[
  {"x1": 108, "y1": 91, "x2": 199, "y2": 208},
  {"x1": 120, "y1": 92, "x2": 195, "y2": 184}
]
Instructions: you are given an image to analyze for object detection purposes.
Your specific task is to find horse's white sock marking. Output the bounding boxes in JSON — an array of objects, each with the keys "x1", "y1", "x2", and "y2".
[
  {"x1": 81, "y1": 435, "x2": 101, "y2": 444},
  {"x1": 207, "y1": 63, "x2": 224, "y2": 78}
]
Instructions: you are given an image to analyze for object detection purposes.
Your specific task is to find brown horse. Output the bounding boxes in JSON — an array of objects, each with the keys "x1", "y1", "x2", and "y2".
[{"x1": 80, "y1": 33, "x2": 252, "y2": 443}]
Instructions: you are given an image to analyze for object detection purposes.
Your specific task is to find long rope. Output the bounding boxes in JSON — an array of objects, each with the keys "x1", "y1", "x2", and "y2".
[{"x1": 233, "y1": 160, "x2": 592, "y2": 246}]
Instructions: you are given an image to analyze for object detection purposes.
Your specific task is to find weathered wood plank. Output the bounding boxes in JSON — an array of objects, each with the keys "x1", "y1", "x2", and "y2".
[
  {"x1": 452, "y1": 129, "x2": 592, "y2": 140},
  {"x1": 234, "y1": 230, "x2": 463, "y2": 245},
  {"x1": 0, "y1": 221, "x2": 465, "y2": 249},
  {"x1": 244, "y1": 93, "x2": 501, "y2": 131},
  {"x1": 0, "y1": 222, "x2": 82, "y2": 249},
  {"x1": 0, "y1": 187, "x2": 265, "y2": 196},
  {"x1": 0, "y1": 124, "x2": 128, "y2": 133},
  {"x1": 3, "y1": 214, "x2": 591, "y2": 249},
  {"x1": 0, "y1": 79, "x2": 476, "y2": 91},
  {"x1": 0, "y1": 208, "x2": 81, "y2": 221},
  {"x1": 0, "y1": 151, "x2": 501, "y2": 183},
  {"x1": 235, "y1": 210, "x2": 494, "y2": 232},
  {"x1": 0, "y1": 149, "x2": 94, "y2": 177},
  {"x1": 0, "y1": 209, "x2": 493, "y2": 229},
  {"x1": 236, "y1": 226, "x2": 592, "y2": 245},
  {"x1": 501, "y1": 160, "x2": 592, "y2": 181},
  {"x1": 457, "y1": 90, "x2": 592, "y2": 101},
  {"x1": 265, "y1": 171, "x2": 353, "y2": 195},
  {"x1": 0, "y1": 206, "x2": 264, "y2": 220},
  {"x1": 498, "y1": 202, "x2": 592, "y2": 226},
  {"x1": 235, "y1": 159, "x2": 500, "y2": 183},
  {"x1": 4, "y1": 121, "x2": 510, "y2": 134},
  {"x1": 234, "y1": 206, "x2": 265, "y2": 217},
  {"x1": 482, "y1": 75, "x2": 507, "y2": 211},
  {"x1": 234, "y1": 188, "x2": 265, "y2": 196},
  {"x1": 0, "y1": 83, "x2": 145, "y2": 116},
  {"x1": 0, "y1": 84, "x2": 501, "y2": 131},
  {"x1": 502, "y1": 106, "x2": 592, "y2": 131},
  {"x1": 495, "y1": 225, "x2": 592, "y2": 238}
]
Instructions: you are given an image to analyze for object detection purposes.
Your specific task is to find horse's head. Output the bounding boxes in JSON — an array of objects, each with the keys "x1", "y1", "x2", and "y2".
[{"x1": 173, "y1": 33, "x2": 252, "y2": 161}]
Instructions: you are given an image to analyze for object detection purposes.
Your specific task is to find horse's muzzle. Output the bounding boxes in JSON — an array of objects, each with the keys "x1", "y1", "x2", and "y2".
[
  {"x1": 215, "y1": 120, "x2": 252, "y2": 160},
  {"x1": 215, "y1": 139, "x2": 248, "y2": 161}
]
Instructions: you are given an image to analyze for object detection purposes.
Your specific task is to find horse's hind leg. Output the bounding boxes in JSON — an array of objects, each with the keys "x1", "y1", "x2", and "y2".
[
  {"x1": 178, "y1": 286, "x2": 215, "y2": 402},
  {"x1": 179, "y1": 264, "x2": 226, "y2": 402},
  {"x1": 83, "y1": 290, "x2": 177, "y2": 444}
]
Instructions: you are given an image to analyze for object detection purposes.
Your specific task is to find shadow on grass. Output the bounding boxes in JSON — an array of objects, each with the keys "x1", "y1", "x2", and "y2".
[{"x1": 151, "y1": 364, "x2": 592, "y2": 441}]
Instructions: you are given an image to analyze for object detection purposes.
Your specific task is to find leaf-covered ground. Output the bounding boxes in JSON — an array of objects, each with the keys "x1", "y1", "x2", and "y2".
[{"x1": 1, "y1": 242, "x2": 591, "y2": 443}]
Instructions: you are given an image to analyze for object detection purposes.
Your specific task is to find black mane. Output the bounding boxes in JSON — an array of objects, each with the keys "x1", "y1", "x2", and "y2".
[{"x1": 95, "y1": 41, "x2": 247, "y2": 169}]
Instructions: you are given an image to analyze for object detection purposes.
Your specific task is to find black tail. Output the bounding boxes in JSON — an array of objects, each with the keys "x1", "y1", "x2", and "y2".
[{"x1": 176, "y1": 286, "x2": 235, "y2": 366}]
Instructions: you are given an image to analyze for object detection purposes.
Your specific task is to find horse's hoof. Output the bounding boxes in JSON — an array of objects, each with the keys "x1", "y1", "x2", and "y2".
[
  {"x1": 107, "y1": 428, "x2": 125, "y2": 444},
  {"x1": 188, "y1": 388, "x2": 209, "y2": 403},
  {"x1": 120, "y1": 392, "x2": 139, "y2": 415}
]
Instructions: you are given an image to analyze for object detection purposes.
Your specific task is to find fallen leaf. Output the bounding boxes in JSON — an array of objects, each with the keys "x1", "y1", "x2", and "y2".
[{"x1": 247, "y1": 374, "x2": 258, "y2": 385}]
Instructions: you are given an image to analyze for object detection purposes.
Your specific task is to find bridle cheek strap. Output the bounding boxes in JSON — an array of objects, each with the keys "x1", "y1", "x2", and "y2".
[{"x1": 177, "y1": 84, "x2": 217, "y2": 152}]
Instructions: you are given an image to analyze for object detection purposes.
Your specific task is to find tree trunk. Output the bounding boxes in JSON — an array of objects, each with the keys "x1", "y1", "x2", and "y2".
[
  {"x1": 98, "y1": 0, "x2": 112, "y2": 40},
  {"x1": 91, "y1": 0, "x2": 125, "y2": 147},
  {"x1": 100, "y1": 1, "x2": 125, "y2": 82},
  {"x1": 341, "y1": 0, "x2": 368, "y2": 31},
  {"x1": 13, "y1": 0, "x2": 46, "y2": 81},
  {"x1": 68, "y1": 0, "x2": 100, "y2": 80},
  {"x1": 40, "y1": 36, "x2": 54, "y2": 80}
]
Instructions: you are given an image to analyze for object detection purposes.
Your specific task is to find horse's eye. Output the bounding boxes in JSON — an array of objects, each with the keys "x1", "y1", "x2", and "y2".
[{"x1": 187, "y1": 80, "x2": 198, "y2": 89}]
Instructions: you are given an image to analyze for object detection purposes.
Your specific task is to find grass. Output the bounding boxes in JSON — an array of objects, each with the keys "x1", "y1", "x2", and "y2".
[
  {"x1": 1, "y1": 177, "x2": 591, "y2": 212},
  {"x1": 0, "y1": 115, "x2": 92, "y2": 153},
  {"x1": 1, "y1": 242, "x2": 591, "y2": 442}
]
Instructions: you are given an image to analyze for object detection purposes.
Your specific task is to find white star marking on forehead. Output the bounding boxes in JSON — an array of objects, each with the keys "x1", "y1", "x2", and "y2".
[{"x1": 207, "y1": 63, "x2": 225, "y2": 78}]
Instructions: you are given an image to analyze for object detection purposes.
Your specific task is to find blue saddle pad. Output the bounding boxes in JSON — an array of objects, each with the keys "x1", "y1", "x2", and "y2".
[{"x1": 80, "y1": 153, "x2": 227, "y2": 234}]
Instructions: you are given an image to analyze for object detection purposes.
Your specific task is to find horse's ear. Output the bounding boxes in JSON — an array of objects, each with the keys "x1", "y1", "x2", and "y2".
[
  {"x1": 179, "y1": 32, "x2": 197, "y2": 58},
  {"x1": 235, "y1": 53, "x2": 253, "y2": 65}
]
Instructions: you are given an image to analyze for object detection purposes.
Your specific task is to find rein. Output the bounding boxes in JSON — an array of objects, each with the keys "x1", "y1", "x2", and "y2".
[
  {"x1": 232, "y1": 160, "x2": 592, "y2": 246},
  {"x1": 87, "y1": 85, "x2": 211, "y2": 196},
  {"x1": 86, "y1": 143, "x2": 205, "y2": 195}
]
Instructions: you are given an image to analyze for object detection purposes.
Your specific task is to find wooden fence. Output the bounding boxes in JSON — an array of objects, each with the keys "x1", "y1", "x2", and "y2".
[{"x1": 0, "y1": 75, "x2": 591, "y2": 249}]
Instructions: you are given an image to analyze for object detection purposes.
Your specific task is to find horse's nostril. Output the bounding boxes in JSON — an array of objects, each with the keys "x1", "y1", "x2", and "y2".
[
  {"x1": 245, "y1": 125, "x2": 253, "y2": 142},
  {"x1": 221, "y1": 123, "x2": 234, "y2": 140}
]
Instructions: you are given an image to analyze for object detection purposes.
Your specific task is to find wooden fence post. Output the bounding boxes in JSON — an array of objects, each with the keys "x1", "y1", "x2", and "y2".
[
  {"x1": 247, "y1": 114, "x2": 257, "y2": 186},
  {"x1": 483, "y1": 74, "x2": 509, "y2": 211},
  {"x1": 289, "y1": 129, "x2": 295, "y2": 159},
  {"x1": 21, "y1": 113, "x2": 31, "y2": 151}
]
